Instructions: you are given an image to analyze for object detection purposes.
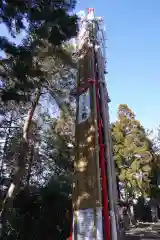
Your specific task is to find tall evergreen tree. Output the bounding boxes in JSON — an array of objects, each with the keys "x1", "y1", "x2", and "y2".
[
  {"x1": 149, "y1": 127, "x2": 160, "y2": 200},
  {"x1": 0, "y1": 87, "x2": 75, "y2": 238},
  {"x1": 112, "y1": 104, "x2": 153, "y2": 201},
  {"x1": 0, "y1": 0, "x2": 78, "y2": 101},
  {"x1": 0, "y1": 1, "x2": 78, "y2": 237}
]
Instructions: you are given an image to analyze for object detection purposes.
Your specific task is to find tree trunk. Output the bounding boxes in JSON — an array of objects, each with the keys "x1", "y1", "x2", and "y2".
[
  {"x1": 0, "y1": 87, "x2": 41, "y2": 238},
  {"x1": 26, "y1": 144, "x2": 34, "y2": 188},
  {"x1": 0, "y1": 111, "x2": 13, "y2": 197}
]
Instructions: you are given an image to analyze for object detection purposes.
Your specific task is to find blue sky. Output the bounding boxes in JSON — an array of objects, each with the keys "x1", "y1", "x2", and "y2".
[
  {"x1": 76, "y1": 1, "x2": 160, "y2": 131},
  {"x1": 1, "y1": 1, "x2": 160, "y2": 131}
]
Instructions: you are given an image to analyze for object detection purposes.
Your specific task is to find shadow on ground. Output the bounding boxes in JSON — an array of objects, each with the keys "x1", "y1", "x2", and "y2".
[{"x1": 125, "y1": 222, "x2": 160, "y2": 239}]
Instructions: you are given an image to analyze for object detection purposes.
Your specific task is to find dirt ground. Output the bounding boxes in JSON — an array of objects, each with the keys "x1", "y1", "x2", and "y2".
[{"x1": 125, "y1": 222, "x2": 160, "y2": 240}]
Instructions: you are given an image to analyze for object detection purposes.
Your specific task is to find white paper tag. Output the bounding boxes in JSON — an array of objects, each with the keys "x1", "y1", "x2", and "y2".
[
  {"x1": 72, "y1": 207, "x2": 103, "y2": 240},
  {"x1": 78, "y1": 89, "x2": 91, "y2": 124}
]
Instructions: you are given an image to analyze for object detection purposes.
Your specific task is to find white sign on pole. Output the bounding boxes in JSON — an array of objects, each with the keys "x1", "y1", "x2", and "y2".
[
  {"x1": 78, "y1": 89, "x2": 91, "y2": 124},
  {"x1": 72, "y1": 208, "x2": 103, "y2": 240}
]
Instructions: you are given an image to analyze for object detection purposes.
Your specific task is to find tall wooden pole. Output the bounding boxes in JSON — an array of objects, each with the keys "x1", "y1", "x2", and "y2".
[
  {"x1": 72, "y1": 9, "x2": 103, "y2": 240},
  {"x1": 71, "y1": 8, "x2": 120, "y2": 240}
]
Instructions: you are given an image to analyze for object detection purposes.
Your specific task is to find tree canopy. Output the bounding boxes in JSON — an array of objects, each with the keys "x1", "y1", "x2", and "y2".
[
  {"x1": 0, "y1": 1, "x2": 77, "y2": 238},
  {"x1": 112, "y1": 104, "x2": 154, "y2": 200},
  {"x1": 0, "y1": 0, "x2": 78, "y2": 102}
]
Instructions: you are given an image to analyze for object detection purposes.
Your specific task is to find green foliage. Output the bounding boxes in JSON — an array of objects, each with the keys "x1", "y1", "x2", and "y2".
[
  {"x1": 0, "y1": 0, "x2": 78, "y2": 102},
  {"x1": 7, "y1": 177, "x2": 72, "y2": 239},
  {"x1": 0, "y1": 107, "x2": 75, "y2": 238},
  {"x1": 0, "y1": 8, "x2": 77, "y2": 233},
  {"x1": 112, "y1": 104, "x2": 153, "y2": 199},
  {"x1": 0, "y1": 0, "x2": 78, "y2": 41},
  {"x1": 0, "y1": 1, "x2": 77, "y2": 237},
  {"x1": 149, "y1": 153, "x2": 160, "y2": 199}
]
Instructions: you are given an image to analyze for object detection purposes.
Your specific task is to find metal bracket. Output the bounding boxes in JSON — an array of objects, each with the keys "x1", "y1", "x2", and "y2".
[{"x1": 71, "y1": 78, "x2": 96, "y2": 96}]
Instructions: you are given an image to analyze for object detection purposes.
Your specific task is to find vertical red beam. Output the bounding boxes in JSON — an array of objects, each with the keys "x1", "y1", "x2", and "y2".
[
  {"x1": 95, "y1": 79, "x2": 110, "y2": 240},
  {"x1": 69, "y1": 226, "x2": 72, "y2": 240}
]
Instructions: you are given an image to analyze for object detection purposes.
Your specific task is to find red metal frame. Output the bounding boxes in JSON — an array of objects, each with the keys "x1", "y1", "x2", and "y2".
[
  {"x1": 70, "y1": 78, "x2": 110, "y2": 240},
  {"x1": 69, "y1": 231, "x2": 72, "y2": 240},
  {"x1": 95, "y1": 78, "x2": 110, "y2": 240},
  {"x1": 71, "y1": 79, "x2": 95, "y2": 96}
]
